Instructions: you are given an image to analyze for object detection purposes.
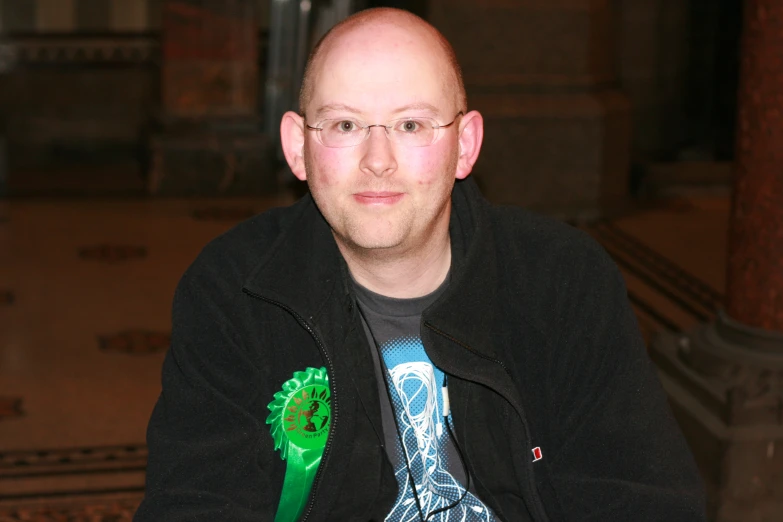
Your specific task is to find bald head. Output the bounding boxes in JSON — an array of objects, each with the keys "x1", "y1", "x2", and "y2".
[{"x1": 298, "y1": 8, "x2": 466, "y2": 116}]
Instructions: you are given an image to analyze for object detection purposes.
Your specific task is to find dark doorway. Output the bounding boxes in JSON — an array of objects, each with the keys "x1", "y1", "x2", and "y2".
[{"x1": 683, "y1": 0, "x2": 743, "y2": 161}]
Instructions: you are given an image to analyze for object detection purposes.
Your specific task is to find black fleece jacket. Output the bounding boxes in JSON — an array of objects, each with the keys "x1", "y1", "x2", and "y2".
[{"x1": 135, "y1": 178, "x2": 706, "y2": 521}]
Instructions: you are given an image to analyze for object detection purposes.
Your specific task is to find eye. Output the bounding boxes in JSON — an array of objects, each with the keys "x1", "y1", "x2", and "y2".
[
  {"x1": 335, "y1": 120, "x2": 358, "y2": 132},
  {"x1": 398, "y1": 119, "x2": 421, "y2": 133}
]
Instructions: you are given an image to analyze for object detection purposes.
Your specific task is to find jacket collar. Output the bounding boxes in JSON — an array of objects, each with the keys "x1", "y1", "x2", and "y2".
[
  {"x1": 242, "y1": 194, "x2": 348, "y2": 324},
  {"x1": 426, "y1": 178, "x2": 500, "y2": 359},
  {"x1": 243, "y1": 177, "x2": 499, "y2": 358}
]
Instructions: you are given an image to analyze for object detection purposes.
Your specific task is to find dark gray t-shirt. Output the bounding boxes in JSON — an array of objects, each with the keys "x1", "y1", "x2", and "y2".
[{"x1": 354, "y1": 276, "x2": 498, "y2": 522}]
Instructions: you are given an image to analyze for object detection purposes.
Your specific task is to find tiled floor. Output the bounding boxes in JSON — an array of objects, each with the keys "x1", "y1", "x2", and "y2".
[
  {"x1": 0, "y1": 194, "x2": 295, "y2": 517},
  {"x1": 0, "y1": 191, "x2": 729, "y2": 519},
  {"x1": 586, "y1": 196, "x2": 730, "y2": 341}
]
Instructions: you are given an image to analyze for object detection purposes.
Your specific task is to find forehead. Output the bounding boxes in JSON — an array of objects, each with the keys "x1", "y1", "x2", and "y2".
[{"x1": 309, "y1": 22, "x2": 453, "y2": 117}]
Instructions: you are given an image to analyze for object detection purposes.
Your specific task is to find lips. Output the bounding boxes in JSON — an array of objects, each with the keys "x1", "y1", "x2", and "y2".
[
  {"x1": 353, "y1": 191, "x2": 405, "y2": 205},
  {"x1": 355, "y1": 191, "x2": 402, "y2": 198}
]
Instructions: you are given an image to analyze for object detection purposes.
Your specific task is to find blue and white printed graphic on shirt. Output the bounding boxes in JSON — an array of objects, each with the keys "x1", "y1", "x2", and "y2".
[{"x1": 381, "y1": 336, "x2": 497, "y2": 522}]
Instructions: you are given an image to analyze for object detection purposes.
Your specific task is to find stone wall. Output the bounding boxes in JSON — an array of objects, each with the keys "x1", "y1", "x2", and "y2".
[
  {"x1": 0, "y1": 66, "x2": 157, "y2": 169},
  {"x1": 0, "y1": 0, "x2": 270, "y2": 33},
  {"x1": 0, "y1": 0, "x2": 270, "y2": 172},
  {"x1": 616, "y1": 0, "x2": 690, "y2": 162},
  {"x1": 428, "y1": 0, "x2": 631, "y2": 218},
  {"x1": 0, "y1": 0, "x2": 739, "y2": 204}
]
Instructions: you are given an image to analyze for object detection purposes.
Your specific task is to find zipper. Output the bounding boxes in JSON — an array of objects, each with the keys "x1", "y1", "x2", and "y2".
[
  {"x1": 244, "y1": 290, "x2": 338, "y2": 522},
  {"x1": 424, "y1": 322, "x2": 549, "y2": 522}
]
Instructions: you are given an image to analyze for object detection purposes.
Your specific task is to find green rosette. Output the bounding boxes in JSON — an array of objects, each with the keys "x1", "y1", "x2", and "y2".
[{"x1": 266, "y1": 367, "x2": 331, "y2": 522}]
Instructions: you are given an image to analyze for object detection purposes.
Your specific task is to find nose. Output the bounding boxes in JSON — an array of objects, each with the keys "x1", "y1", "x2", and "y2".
[{"x1": 359, "y1": 126, "x2": 397, "y2": 178}]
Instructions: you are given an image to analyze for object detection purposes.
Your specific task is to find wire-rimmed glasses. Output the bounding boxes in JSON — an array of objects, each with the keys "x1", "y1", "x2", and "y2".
[{"x1": 305, "y1": 111, "x2": 463, "y2": 148}]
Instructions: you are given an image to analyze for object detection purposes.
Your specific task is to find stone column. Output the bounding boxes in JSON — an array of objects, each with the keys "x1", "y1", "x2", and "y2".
[
  {"x1": 427, "y1": 0, "x2": 631, "y2": 220},
  {"x1": 651, "y1": 2, "x2": 783, "y2": 520},
  {"x1": 725, "y1": 0, "x2": 783, "y2": 333},
  {"x1": 148, "y1": 0, "x2": 275, "y2": 195},
  {"x1": 616, "y1": 0, "x2": 690, "y2": 163}
]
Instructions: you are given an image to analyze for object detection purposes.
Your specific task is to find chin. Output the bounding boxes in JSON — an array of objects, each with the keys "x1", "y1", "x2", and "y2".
[
  {"x1": 349, "y1": 235, "x2": 405, "y2": 251},
  {"x1": 341, "y1": 226, "x2": 407, "y2": 252}
]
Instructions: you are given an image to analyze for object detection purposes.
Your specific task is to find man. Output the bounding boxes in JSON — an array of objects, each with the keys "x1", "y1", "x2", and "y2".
[{"x1": 135, "y1": 8, "x2": 706, "y2": 522}]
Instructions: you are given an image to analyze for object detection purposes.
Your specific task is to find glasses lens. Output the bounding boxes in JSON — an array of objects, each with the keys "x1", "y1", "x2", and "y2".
[
  {"x1": 391, "y1": 118, "x2": 436, "y2": 147},
  {"x1": 319, "y1": 119, "x2": 366, "y2": 148},
  {"x1": 316, "y1": 117, "x2": 439, "y2": 148}
]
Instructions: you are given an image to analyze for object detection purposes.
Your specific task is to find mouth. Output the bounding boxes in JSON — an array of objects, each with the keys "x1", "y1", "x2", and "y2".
[{"x1": 353, "y1": 191, "x2": 405, "y2": 205}]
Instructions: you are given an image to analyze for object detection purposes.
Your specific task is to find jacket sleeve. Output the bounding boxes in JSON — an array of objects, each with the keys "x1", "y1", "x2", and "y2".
[
  {"x1": 133, "y1": 264, "x2": 276, "y2": 521},
  {"x1": 541, "y1": 237, "x2": 707, "y2": 521}
]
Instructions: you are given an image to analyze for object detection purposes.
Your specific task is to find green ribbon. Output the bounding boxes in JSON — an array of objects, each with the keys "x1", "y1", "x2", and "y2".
[
  {"x1": 275, "y1": 445, "x2": 323, "y2": 521},
  {"x1": 266, "y1": 367, "x2": 331, "y2": 522}
]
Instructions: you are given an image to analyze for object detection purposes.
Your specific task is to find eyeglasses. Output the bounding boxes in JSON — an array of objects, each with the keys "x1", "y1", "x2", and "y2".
[{"x1": 304, "y1": 111, "x2": 463, "y2": 148}]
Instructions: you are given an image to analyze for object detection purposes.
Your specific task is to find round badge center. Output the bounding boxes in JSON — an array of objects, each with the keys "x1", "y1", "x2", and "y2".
[{"x1": 283, "y1": 385, "x2": 331, "y2": 449}]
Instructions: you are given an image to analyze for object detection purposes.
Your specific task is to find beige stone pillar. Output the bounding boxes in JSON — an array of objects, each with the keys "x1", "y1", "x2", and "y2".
[{"x1": 428, "y1": 0, "x2": 631, "y2": 219}]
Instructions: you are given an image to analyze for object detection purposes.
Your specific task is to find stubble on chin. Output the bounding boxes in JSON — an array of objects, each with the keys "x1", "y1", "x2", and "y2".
[{"x1": 335, "y1": 203, "x2": 413, "y2": 253}]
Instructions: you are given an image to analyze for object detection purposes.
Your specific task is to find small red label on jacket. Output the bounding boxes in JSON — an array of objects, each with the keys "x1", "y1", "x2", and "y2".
[{"x1": 532, "y1": 447, "x2": 542, "y2": 461}]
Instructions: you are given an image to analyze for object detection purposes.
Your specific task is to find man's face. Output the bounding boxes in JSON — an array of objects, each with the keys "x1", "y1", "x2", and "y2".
[{"x1": 300, "y1": 23, "x2": 464, "y2": 254}]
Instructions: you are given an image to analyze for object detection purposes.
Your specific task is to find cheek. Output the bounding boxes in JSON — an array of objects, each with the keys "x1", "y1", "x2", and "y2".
[
  {"x1": 308, "y1": 147, "x2": 354, "y2": 187},
  {"x1": 402, "y1": 141, "x2": 457, "y2": 185}
]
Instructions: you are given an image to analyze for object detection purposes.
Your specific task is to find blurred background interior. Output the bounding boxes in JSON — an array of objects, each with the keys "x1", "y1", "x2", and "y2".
[{"x1": 1, "y1": 1, "x2": 781, "y2": 521}]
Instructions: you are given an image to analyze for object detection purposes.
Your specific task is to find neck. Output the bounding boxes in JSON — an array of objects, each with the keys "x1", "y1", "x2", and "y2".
[{"x1": 337, "y1": 227, "x2": 452, "y2": 299}]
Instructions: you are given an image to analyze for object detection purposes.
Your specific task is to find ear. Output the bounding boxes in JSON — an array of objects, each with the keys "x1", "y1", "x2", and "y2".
[
  {"x1": 280, "y1": 111, "x2": 307, "y2": 181},
  {"x1": 455, "y1": 110, "x2": 484, "y2": 180}
]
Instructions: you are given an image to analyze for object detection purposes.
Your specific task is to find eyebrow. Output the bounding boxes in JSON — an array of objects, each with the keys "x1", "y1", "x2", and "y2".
[
  {"x1": 390, "y1": 102, "x2": 441, "y2": 116},
  {"x1": 312, "y1": 102, "x2": 442, "y2": 120},
  {"x1": 312, "y1": 103, "x2": 363, "y2": 119}
]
